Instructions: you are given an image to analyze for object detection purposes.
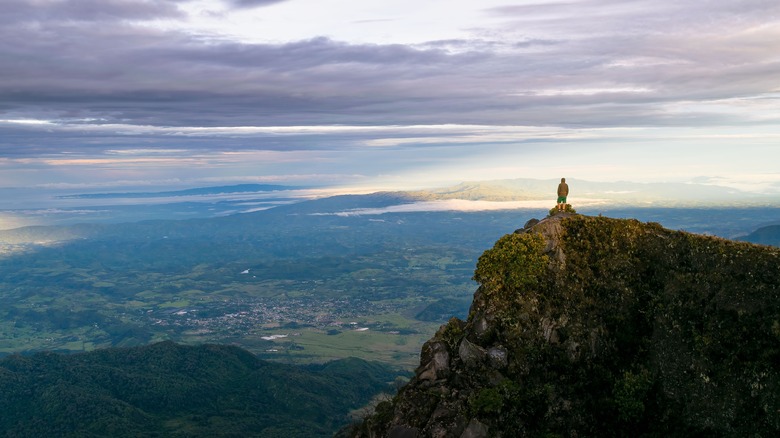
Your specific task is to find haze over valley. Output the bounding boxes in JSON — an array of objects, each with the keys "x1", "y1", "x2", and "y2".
[
  {"x1": 2, "y1": 177, "x2": 779, "y2": 230},
  {"x1": 1, "y1": 181, "x2": 778, "y2": 363}
]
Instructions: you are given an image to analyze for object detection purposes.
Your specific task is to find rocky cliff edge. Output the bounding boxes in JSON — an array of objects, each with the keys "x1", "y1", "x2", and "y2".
[{"x1": 349, "y1": 214, "x2": 780, "y2": 437}]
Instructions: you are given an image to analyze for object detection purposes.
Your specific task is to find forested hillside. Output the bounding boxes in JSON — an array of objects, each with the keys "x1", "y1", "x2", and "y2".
[{"x1": 0, "y1": 341, "x2": 402, "y2": 437}]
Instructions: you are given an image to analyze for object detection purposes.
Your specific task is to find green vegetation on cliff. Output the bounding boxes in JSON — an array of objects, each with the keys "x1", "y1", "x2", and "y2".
[
  {"x1": 352, "y1": 215, "x2": 780, "y2": 437},
  {"x1": 0, "y1": 341, "x2": 402, "y2": 437}
]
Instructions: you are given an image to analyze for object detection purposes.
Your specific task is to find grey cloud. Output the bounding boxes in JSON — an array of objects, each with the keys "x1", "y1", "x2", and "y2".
[
  {"x1": 1, "y1": 22, "x2": 496, "y2": 128},
  {"x1": 1, "y1": 0, "x2": 779, "y2": 159},
  {"x1": 169, "y1": 37, "x2": 460, "y2": 71},
  {"x1": 225, "y1": 0, "x2": 290, "y2": 9},
  {"x1": 487, "y1": 0, "x2": 780, "y2": 37},
  {"x1": 0, "y1": 0, "x2": 186, "y2": 24},
  {"x1": 486, "y1": 1, "x2": 584, "y2": 17}
]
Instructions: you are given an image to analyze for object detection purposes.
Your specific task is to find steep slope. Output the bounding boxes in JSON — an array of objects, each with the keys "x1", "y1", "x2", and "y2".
[
  {"x1": 351, "y1": 215, "x2": 780, "y2": 437},
  {"x1": 741, "y1": 224, "x2": 780, "y2": 247},
  {"x1": 0, "y1": 341, "x2": 401, "y2": 437}
]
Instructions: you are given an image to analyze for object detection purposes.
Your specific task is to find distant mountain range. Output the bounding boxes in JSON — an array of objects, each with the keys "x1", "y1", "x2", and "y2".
[
  {"x1": 402, "y1": 178, "x2": 780, "y2": 206},
  {"x1": 2, "y1": 188, "x2": 779, "y2": 247},
  {"x1": 46, "y1": 179, "x2": 779, "y2": 204},
  {"x1": 739, "y1": 224, "x2": 780, "y2": 246},
  {"x1": 3, "y1": 178, "x2": 778, "y2": 231},
  {"x1": 57, "y1": 183, "x2": 305, "y2": 199}
]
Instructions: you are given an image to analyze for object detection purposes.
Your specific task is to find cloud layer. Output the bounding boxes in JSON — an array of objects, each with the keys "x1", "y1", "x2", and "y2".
[{"x1": 1, "y1": 0, "x2": 779, "y2": 191}]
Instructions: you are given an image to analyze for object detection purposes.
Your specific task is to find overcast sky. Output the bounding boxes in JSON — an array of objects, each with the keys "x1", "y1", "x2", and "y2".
[{"x1": 1, "y1": 0, "x2": 779, "y2": 194}]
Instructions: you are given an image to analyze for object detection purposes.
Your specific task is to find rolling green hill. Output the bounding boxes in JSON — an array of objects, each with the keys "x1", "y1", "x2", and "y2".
[{"x1": 0, "y1": 341, "x2": 402, "y2": 437}]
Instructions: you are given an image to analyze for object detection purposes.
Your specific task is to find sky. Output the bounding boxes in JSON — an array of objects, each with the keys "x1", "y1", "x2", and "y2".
[{"x1": 1, "y1": 0, "x2": 780, "y2": 196}]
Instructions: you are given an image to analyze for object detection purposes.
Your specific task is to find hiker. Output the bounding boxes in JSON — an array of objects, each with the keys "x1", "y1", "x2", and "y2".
[{"x1": 557, "y1": 178, "x2": 569, "y2": 212}]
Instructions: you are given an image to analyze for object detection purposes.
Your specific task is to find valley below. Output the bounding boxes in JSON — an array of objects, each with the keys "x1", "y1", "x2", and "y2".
[
  {"x1": 0, "y1": 186, "x2": 778, "y2": 436},
  {"x1": 1, "y1": 192, "x2": 778, "y2": 369}
]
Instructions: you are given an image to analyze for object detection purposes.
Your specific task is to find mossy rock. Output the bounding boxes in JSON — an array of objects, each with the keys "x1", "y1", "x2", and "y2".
[
  {"x1": 548, "y1": 204, "x2": 576, "y2": 216},
  {"x1": 354, "y1": 215, "x2": 780, "y2": 438}
]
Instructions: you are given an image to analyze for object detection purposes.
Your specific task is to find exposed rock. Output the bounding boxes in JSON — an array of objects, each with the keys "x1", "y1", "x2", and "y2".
[
  {"x1": 417, "y1": 340, "x2": 450, "y2": 382},
  {"x1": 389, "y1": 426, "x2": 419, "y2": 438},
  {"x1": 523, "y1": 218, "x2": 540, "y2": 229},
  {"x1": 469, "y1": 314, "x2": 493, "y2": 343},
  {"x1": 486, "y1": 346, "x2": 508, "y2": 369},
  {"x1": 459, "y1": 419, "x2": 489, "y2": 438},
  {"x1": 352, "y1": 215, "x2": 780, "y2": 437},
  {"x1": 458, "y1": 338, "x2": 486, "y2": 368}
]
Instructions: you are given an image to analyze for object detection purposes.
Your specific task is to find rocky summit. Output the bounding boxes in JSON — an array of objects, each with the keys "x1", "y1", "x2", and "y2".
[{"x1": 349, "y1": 215, "x2": 780, "y2": 437}]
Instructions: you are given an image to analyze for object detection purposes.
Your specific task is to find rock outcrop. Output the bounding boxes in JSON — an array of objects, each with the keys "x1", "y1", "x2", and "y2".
[{"x1": 350, "y1": 215, "x2": 780, "y2": 437}]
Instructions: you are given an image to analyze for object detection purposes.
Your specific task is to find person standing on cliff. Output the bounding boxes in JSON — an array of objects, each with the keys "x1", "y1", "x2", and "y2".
[{"x1": 557, "y1": 178, "x2": 569, "y2": 212}]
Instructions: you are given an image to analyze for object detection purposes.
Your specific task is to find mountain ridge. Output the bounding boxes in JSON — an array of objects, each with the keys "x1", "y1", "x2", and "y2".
[
  {"x1": 400, "y1": 178, "x2": 780, "y2": 206},
  {"x1": 350, "y1": 214, "x2": 780, "y2": 437},
  {"x1": 56, "y1": 183, "x2": 304, "y2": 199},
  {"x1": 3, "y1": 188, "x2": 780, "y2": 247},
  {"x1": 740, "y1": 224, "x2": 780, "y2": 247},
  {"x1": 5, "y1": 176, "x2": 780, "y2": 233},
  {"x1": 0, "y1": 341, "x2": 402, "y2": 437}
]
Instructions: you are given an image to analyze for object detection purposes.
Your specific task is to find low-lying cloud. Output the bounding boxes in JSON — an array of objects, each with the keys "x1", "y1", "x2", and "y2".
[{"x1": 311, "y1": 199, "x2": 608, "y2": 217}]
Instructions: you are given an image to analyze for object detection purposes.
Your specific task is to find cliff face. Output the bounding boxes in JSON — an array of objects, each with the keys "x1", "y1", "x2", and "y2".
[{"x1": 352, "y1": 215, "x2": 780, "y2": 437}]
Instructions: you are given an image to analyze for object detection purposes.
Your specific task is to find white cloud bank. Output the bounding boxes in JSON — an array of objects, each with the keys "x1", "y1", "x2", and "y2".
[{"x1": 311, "y1": 199, "x2": 608, "y2": 217}]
